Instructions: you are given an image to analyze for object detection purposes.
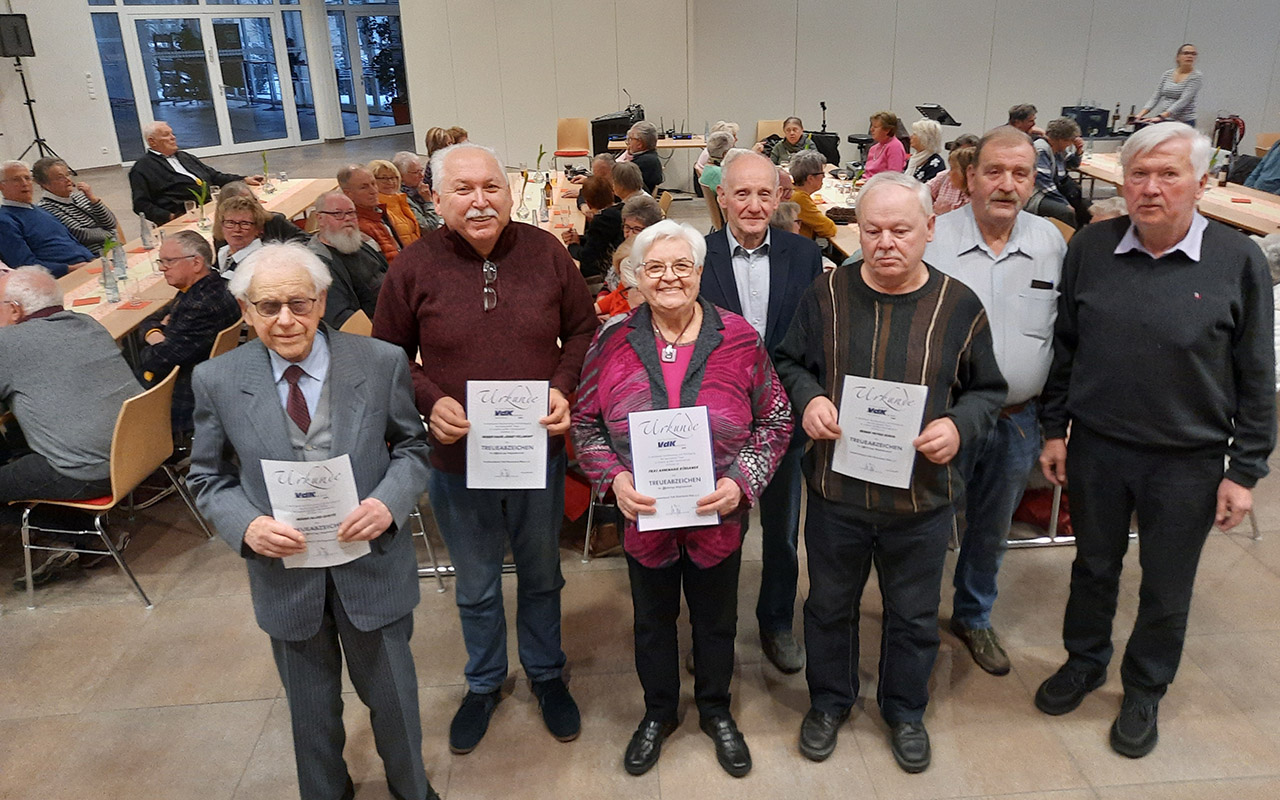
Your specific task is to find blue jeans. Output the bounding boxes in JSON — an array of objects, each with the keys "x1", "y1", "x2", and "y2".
[
  {"x1": 951, "y1": 402, "x2": 1042, "y2": 629},
  {"x1": 754, "y1": 444, "x2": 804, "y2": 635},
  {"x1": 804, "y1": 495, "x2": 953, "y2": 723},
  {"x1": 426, "y1": 453, "x2": 567, "y2": 694}
]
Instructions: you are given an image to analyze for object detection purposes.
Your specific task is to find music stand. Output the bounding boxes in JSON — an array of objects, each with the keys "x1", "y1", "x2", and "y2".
[{"x1": 916, "y1": 104, "x2": 961, "y2": 127}]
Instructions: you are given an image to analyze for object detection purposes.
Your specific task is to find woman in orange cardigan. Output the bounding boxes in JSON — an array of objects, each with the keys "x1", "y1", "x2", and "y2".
[{"x1": 369, "y1": 159, "x2": 421, "y2": 249}]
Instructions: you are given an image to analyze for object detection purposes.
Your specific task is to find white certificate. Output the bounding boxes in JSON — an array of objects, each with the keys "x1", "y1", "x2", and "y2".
[
  {"x1": 466, "y1": 380, "x2": 549, "y2": 489},
  {"x1": 832, "y1": 375, "x2": 929, "y2": 489},
  {"x1": 260, "y1": 454, "x2": 370, "y2": 569},
  {"x1": 628, "y1": 406, "x2": 720, "y2": 532}
]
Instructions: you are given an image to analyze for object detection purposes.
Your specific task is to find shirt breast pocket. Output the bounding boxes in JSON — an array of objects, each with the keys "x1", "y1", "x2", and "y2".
[{"x1": 1018, "y1": 290, "x2": 1058, "y2": 341}]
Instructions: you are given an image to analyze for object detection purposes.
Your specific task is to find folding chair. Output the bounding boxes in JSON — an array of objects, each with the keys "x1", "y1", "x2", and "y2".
[{"x1": 339, "y1": 309, "x2": 374, "y2": 336}]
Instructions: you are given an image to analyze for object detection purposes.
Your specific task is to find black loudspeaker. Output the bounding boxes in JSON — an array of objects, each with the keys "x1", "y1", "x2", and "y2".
[
  {"x1": 809, "y1": 131, "x2": 841, "y2": 165},
  {"x1": 0, "y1": 15, "x2": 34, "y2": 58},
  {"x1": 590, "y1": 111, "x2": 636, "y2": 157}
]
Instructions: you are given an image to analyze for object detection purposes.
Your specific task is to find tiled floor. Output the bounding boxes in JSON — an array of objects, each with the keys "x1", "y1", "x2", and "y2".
[{"x1": 5, "y1": 140, "x2": 1279, "y2": 798}]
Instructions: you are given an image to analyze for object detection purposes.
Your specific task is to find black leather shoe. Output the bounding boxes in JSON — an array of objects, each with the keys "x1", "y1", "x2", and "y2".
[
  {"x1": 798, "y1": 706, "x2": 850, "y2": 762},
  {"x1": 624, "y1": 719, "x2": 678, "y2": 775},
  {"x1": 1110, "y1": 695, "x2": 1159, "y2": 758},
  {"x1": 700, "y1": 715, "x2": 752, "y2": 777},
  {"x1": 761, "y1": 630, "x2": 806, "y2": 674},
  {"x1": 532, "y1": 678, "x2": 581, "y2": 742},
  {"x1": 1034, "y1": 661, "x2": 1106, "y2": 716},
  {"x1": 449, "y1": 689, "x2": 501, "y2": 754},
  {"x1": 889, "y1": 721, "x2": 931, "y2": 773}
]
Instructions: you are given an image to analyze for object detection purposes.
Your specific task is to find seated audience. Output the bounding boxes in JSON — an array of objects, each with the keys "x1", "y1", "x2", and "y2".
[
  {"x1": 619, "y1": 121, "x2": 664, "y2": 195},
  {"x1": 771, "y1": 117, "x2": 817, "y2": 165},
  {"x1": 0, "y1": 161, "x2": 93, "y2": 277},
  {"x1": 789, "y1": 151, "x2": 838, "y2": 242},
  {"x1": 307, "y1": 191, "x2": 386, "y2": 328},
  {"x1": 1244, "y1": 139, "x2": 1280, "y2": 194},
  {"x1": 568, "y1": 153, "x2": 616, "y2": 189},
  {"x1": 1008, "y1": 103, "x2": 1044, "y2": 137},
  {"x1": 423, "y1": 126, "x2": 455, "y2": 191},
  {"x1": 926, "y1": 145, "x2": 976, "y2": 215},
  {"x1": 1026, "y1": 117, "x2": 1086, "y2": 227},
  {"x1": 907, "y1": 120, "x2": 947, "y2": 182},
  {"x1": 572, "y1": 220, "x2": 792, "y2": 779},
  {"x1": 130, "y1": 121, "x2": 261, "y2": 225},
  {"x1": 599, "y1": 194, "x2": 665, "y2": 293},
  {"x1": 369, "y1": 159, "x2": 422, "y2": 248},
  {"x1": 339, "y1": 164, "x2": 403, "y2": 263},
  {"x1": 214, "y1": 181, "x2": 307, "y2": 250},
  {"x1": 138, "y1": 230, "x2": 240, "y2": 433},
  {"x1": 33, "y1": 158, "x2": 116, "y2": 257},
  {"x1": 698, "y1": 132, "x2": 735, "y2": 196},
  {"x1": 214, "y1": 195, "x2": 269, "y2": 279},
  {"x1": 696, "y1": 121, "x2": 739, "y2": 177},
  {"x1": 863, "y1": 111, "x2": 908, "y2": 179},
  {"x1": 1087, "y1": 196, "x2": 1127, "y2": 222},
  {"x1": 393, "y1": 150, "x2": 444, "y2": 231},
  {"x1": 592, "y1": 241, "x2": 641, "y2": 321},
  {"x1": 564, "y1": 176, "x2": 623, "y2": 279},
  {"x1": 771, "y1": 203, "x2": 838, "y2": 272},
  {"x1": 0, "y1": 266, "x2": 142, "y2": 585},
  {"x1": 612, "y1": 161, "x2": 648, "y2": 206}
]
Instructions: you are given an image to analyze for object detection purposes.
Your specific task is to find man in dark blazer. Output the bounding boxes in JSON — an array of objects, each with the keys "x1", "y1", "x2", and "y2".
[
  {"x1": 700, "y1": 150, "x2": 823, "y2": 674},
  {"x1": 129, "y1": 121, "x2": 263, "y2": 225},
  {"x1": 187, "y1": 242, "x2": 440, "y2": 800}
]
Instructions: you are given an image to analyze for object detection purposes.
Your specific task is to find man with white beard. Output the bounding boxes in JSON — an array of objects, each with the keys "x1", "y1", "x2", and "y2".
[{"x1": 307, "y1": 191, "x2": 387, "y2": 327}]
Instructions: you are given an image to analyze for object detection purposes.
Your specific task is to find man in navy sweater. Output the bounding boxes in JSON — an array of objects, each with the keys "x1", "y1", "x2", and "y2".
[
  {"x1": 0, "y1": 162, "x2": 93, "y2": 278},
  {"x1": 1035, "y1": 123, "x2": 1275, "y2": 758}
]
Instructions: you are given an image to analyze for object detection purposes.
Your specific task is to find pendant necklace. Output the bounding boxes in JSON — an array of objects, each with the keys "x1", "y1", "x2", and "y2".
[{"x1": 654, "y1": 309, "x2": 697, "y2": 363}]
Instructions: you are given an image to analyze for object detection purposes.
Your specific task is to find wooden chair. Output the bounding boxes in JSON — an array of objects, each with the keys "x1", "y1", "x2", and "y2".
[
  {"x1": 11, "y1": 368, "x2": 198, "y2": 608},
  {"x1": 704, "y1": 190, "x2": 724, "y2": 231},
  {"x1": 756, "y1": 119, "x2": 785, "y2": 145},
  {"x1": 339, "y1": 309, "x2": 373, "y2": 336},
  {"x1": 1048, "y1": 217, "x2": 1075, "y2": 243},
  {"x1": 553, "y1": 117, "x2": 592, "y2": 173},
  {"x1": 209, "y1": 320, "x2": 243, "y2": 359},
  {"x1": 658, "y1": 191, "x2": 674, "y2": 218}
]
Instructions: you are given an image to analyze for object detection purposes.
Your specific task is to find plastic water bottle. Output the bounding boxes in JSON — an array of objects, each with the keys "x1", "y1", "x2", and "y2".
[
  {"x1": 139, "y1": 213, "x2": 155, "y2": 249},
  {"x1": 101, "y1": 256, "x2": 120, "y2": 303},
  {"x1": 112, "y1": 246, "x2": 128, "y2": 280}
]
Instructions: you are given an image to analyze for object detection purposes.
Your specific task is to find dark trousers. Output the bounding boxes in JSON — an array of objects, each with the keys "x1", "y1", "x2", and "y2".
[
  {"x1": 271, "y1": 574, "x2": 430, "y2": 800},
  {"x1": 0, "y1": 451, "x2": 112, "y2": 505},
  {"x1": 803, "y1": 493, "x2": 952, "y2": 723},
  {"x1": 627, "y1": 548, "x2": 742, "y2": 724},
  {"x1": 754, "y1": 444, "x2": 804, "y2": 634},
  {"x1": 1062, "y1": 425, "x2": 1221, "y2": 701}
]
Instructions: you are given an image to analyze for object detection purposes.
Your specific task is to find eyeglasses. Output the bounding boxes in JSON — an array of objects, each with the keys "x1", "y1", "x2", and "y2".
[
  {"x1": 155, "y1": 255, "x2": 196, "y2": 268},
  {"x1": 248, "y1": 297, "x2": 317, "y2": 318},
  {"x1": 641, "y1": 260, "x2": 697, "y2": 279},
  {"x1": 316, "y1": 210, "x2": 358, "y2": 219},
  {"x1": 483, "y1": 260, "x2": 498, "y2": 312},
  {"x1": 623, "y1": 222, "x2": 647, "y2": 237},
  {"x1": 222, "y1": 219, "x2": 259, "y2": 231}
]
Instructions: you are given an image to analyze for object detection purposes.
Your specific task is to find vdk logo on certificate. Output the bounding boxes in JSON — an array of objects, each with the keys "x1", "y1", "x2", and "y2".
[
  {"x1": 627, "y1": 406, "x2": 719, "y2": 532},
  {"x1": 832, "y1": 375, "x2": 929, "y2": 489},
  {"x1": 466, "y1": 380, "x2": 549, "y2": 489}
]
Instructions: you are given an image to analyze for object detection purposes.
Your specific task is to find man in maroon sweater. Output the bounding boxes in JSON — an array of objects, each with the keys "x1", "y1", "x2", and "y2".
[{"x1": 373, "y1": 142, "x2": 599, "y2": 755}]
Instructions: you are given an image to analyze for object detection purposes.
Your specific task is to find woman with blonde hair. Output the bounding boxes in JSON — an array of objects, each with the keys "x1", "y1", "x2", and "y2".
[
  {"x1": 368, "y1": 159, "x2": 421, "y2": 249},
  {"x1": 906, "y1": 119, "x2": 946, "y2": 183}
]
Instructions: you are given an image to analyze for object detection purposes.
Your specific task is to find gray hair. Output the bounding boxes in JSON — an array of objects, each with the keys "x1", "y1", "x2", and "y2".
[
  {"x1": 141, "y1": 121, "x2": 170, "y2": 144},
  {"x1": 722, "y1": 150, "x2": 779, "y2": 190},
  {"x1": 789, "y1": 150, "x2": 827, "y2": 184},
  {"x1": 770, "y1": 201, "x2": 801, "y2": 230},
  {"x1": 1255, "y1": 233, "x2": 1280, "y2": 284},
  {"x1": 217, "y1": 180, "x2": 253, "y2": 200},
  {"x1": 428, "y1": 142, "x2": 507, "y2": 193},
  {"x1": 1, "y1": 160, "x2": 29, "y2": 176},
  {"x1": 910, "y1": 119, "x2": 943, "y2": 155},
  {"x1": 629, "y1": 121, "x2": 658, "y2": 150},
  {"x1": 1120, "y1": 122, "x2": 1212, "y2": 179},
  {"x1": 1088, "y1": 196, "x2": 1128, "y2": 220},
  {"x1": 611, "y1": 161, "x2": 644, "y2": 194},
  {"x1": 856, "y1": 171, "x2": 933, "y2": 220},
  {"x1": 974, "y1": 126, "x2": 1035, "y2": 166},
  {"x1": 169, "y1": 229, "x2": 214, "y2": 267},
  {"x1": 2, "y1": 265, "x2": 62, "y2": 313},
  {"x1": 392, "y1": 150, "x2": 422, "y2": 178},
  {"x1": 313, "y1": 190, "x2": 350, "y2": 213},
  {"x1": 226, "y1": 243, "x2": 333, "y2": 302},
  {"x1": 622, "y1": 193, "x2": 663, "y2": 227},
  {"x1": 707, "y1": 131, "x2": 734, "y2": 160},
  {"x1": 710, "y1": 120, "x2": 740, "y2": 139},
  {"x1": 618, "y1": 255, "x2": 640, "y2": 290},
  {"x1": 336, "y1": 163, "x2": 371, "y2": 190},
  {"x1": 631, "y1": 219, "x2": 708, "y2": 269},
  {"x1": 31, "y1": 157, "x2": 67, "y2": 186},
  {"x1": 1046, "y1": 117, "x2": 1081, "y2": 142}
]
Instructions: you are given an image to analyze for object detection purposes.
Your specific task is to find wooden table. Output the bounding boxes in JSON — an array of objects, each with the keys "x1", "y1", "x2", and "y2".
[
  {"x1": 608, "y1": 135, "x2": 707, "y2": 151},
  {"x1": 60, "y1": 177, "x2": 338, "y2": 341},
  {"x1": 1077, "y1": 153, "x2": 1280, "y2": 235},
  {"x1": 507, "y1": 171, "x2": 586, "y2": 245},
  {"x1": 811, "y1": 169, "x2": 862, "y2": 259}
]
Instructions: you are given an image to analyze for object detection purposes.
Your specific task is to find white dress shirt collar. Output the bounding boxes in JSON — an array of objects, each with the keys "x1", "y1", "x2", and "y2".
[{"x1": 1115, "y1": 212, "x2": 1207, "y2": 261}]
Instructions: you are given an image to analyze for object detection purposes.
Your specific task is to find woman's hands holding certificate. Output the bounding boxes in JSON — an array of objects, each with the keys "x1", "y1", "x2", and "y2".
[
  {"x1": 913, "y1": 417, "x2": 960, "y2": 464},
  {"x1": 613, "y1": 471, "x2": 656, "y2": 520},
  {"x1": 696, "y1": 478, "x2": 743, "y2": 516}
]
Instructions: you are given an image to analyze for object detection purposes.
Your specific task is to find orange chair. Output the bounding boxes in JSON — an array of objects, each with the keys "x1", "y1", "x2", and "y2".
[{"x1": 553, "y1": 117, "x2": 592, "y2": 174}]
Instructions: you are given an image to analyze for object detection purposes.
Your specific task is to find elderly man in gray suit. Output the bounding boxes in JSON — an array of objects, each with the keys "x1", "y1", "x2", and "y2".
[{"x1": 187, "y1": 243, "x2": 440, "y2": 800}]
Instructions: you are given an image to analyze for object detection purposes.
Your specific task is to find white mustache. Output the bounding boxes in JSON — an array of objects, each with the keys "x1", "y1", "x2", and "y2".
[{"x1": 466, "y1": 208, "x2": 498, "y2": 220}]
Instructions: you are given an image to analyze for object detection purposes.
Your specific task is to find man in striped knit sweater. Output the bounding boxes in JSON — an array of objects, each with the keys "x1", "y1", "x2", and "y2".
[{"x1": 775, "y1": 171, "x2": 1007, "y2": 773}]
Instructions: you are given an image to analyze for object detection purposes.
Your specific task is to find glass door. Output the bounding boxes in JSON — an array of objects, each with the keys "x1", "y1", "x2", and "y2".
[
  {"x1": 132, "y1": 18, "x2": 221, "y2": 149},
  {"x1": 212, "y1": 16, "x2": 289, "y2": 144},
  {"x1": 326, "y1": 8, "x2": 409, "y2": 138}
]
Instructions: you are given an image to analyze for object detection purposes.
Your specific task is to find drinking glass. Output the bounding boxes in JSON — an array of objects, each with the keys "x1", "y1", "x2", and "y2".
[{"x1": 184, "y1": 200, "x2": 197, "y2": 221}]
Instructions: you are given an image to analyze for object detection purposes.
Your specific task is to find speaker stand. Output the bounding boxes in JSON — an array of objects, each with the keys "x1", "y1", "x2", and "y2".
[{"x1": 13, "y1": 57, "x2": 64, "y2": 163}]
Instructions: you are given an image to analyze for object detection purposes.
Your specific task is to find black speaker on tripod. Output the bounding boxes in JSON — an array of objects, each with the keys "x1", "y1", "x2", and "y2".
[{"x1": 0, "y1": 14, "x2": 64, "y2": 163}]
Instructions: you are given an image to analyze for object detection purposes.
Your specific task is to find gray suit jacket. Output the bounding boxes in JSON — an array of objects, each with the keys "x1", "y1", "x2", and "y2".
[{"x1": 187, "y1": 328, "x2": 430, "y2": 641}]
